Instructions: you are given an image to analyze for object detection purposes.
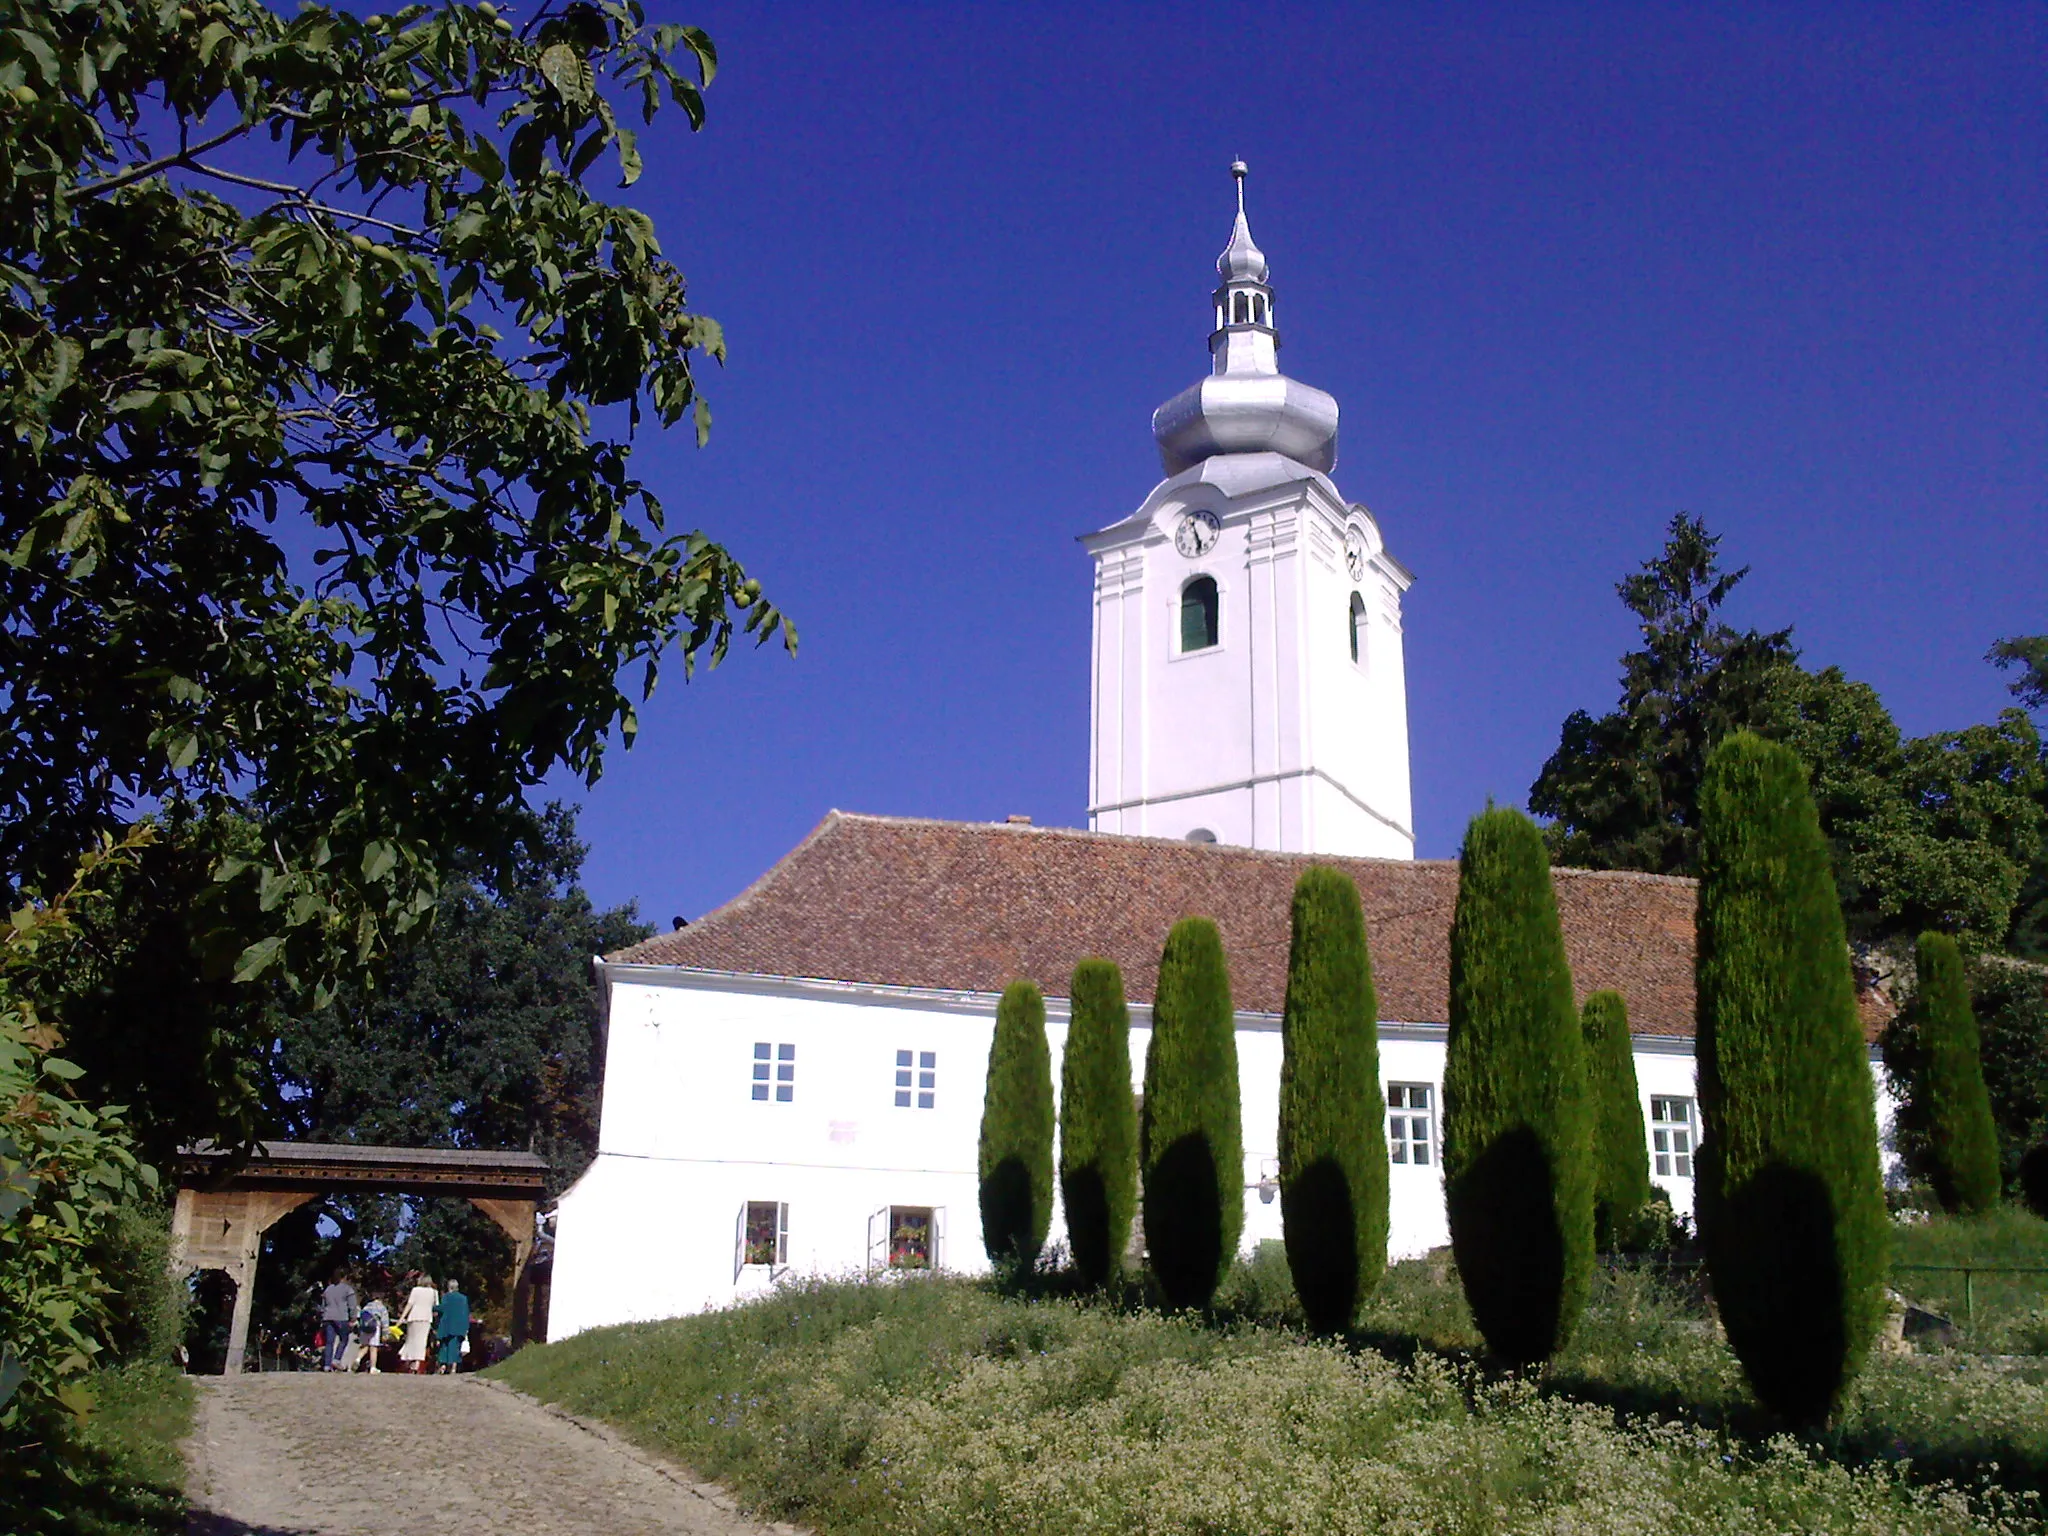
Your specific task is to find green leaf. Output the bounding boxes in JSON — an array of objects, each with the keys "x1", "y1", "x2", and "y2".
[
  {"x1": 41, "y1": 1058, "x2": 86, "y2": 1082},
  {"x1": 232, "y1": 935, "x2": 286, "y2": 983},
  {"x1": 360, "y1": 841, "x2": 398, "y2": 883}
]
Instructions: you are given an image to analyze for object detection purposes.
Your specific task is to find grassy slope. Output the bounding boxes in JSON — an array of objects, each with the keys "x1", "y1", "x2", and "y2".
[
  {"x1": 8, "y1": 1365, "x2": 195, "y2": 1536},
  {"x1": 1891, "y1": 1205, "x2": 2048, "y2": 1347},
  {"x1": 496, "y1": 1260, "x2": 2044, "y2": 1536}
]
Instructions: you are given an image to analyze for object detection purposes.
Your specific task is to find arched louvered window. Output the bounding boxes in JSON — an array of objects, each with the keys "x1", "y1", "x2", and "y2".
[
  {"x1": 1253, "y1": 294, "x2": 1267, "y2": 324},
  {"x1": 1181, "y1": 576, "x2": 1219, "y2": 653},
  {"x1": 1349, "y1": 591, "x2": 1367, "y2": 665},
  {"x1": 1232, "y1": 292, "x2": 1249, "y2": 323}
]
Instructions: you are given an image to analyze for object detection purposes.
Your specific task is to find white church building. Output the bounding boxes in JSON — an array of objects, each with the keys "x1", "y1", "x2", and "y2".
[{"x1": 546, "y1": 168, "x2": 1892, "y2": 1339}]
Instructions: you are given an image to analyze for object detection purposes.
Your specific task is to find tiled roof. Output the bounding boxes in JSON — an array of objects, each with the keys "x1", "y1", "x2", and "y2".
[{"x1": 611, "y1": 812, "x2": 1892, "y2": 1042}]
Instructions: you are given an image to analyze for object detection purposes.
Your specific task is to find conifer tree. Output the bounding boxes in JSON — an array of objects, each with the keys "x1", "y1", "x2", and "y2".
[
  {"x1": 1581, "y1": 990, "x2": 1654, "y2": 1250},
  {"x1": 1696, "y1": 731, "x2": 1887, "y2": 1424},
  {"x1": 1443, "y1": 807, "x2": 1595, "y2": 1364},
  {"x1": 1278, "y1": 867, "x2": 1388, "y2": 1331},
  {"x1": 1912, "y1": 932, "x2": 2002, "y2": 1216},
  {"x1": 1060, "y1": 958, "x2": 1139, "y2": 1288},
  {"x1": 1142, "y1": 918, "x2": 1243, "y2": 1309},
  {"x1": 978, "y1": 980, "x2": 1054, "y2": 1268}
]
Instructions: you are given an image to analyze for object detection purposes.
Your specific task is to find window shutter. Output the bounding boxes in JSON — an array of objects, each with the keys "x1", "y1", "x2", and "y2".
[
  {"x1": 776, "y1": 1202, "x2": 790, "y2": 1267},
  {"x1": 733, "y1": 1203, "x2": 747, "y2": 1283},
  {"x1": 933, "y1": 1206, "x2": 947, "y2": 1272}
]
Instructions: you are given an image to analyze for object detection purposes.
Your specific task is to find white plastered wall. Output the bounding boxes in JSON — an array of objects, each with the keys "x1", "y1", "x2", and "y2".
[{"x1": 549, "y1": 969, "x2": 1902, "y2": 1338}]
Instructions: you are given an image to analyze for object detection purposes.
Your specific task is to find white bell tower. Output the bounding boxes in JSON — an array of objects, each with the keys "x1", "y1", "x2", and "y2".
[{"x1": 1085, "y1": 163, "x2": 1415, "y2": 859}]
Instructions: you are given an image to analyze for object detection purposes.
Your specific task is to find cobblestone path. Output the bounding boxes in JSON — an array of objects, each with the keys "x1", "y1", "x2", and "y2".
[{"x1": 184, "y1": 1372, "x2": 801, "y2": 1536}]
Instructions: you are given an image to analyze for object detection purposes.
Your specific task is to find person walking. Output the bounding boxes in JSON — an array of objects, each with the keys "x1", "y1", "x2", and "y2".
[
  {"x1": 318, "y1": 1269, "x2": 358, "y2": 1372},
  {"x1": 433, "y1": 1277, "x2": 470, "y2": 1375},
  {"x1": 343, "y1": 1291, "x2": 390, "y2": 1374},
  {"x1": 397, "y1": 1272, "x2": 438, "y2": 1373}
]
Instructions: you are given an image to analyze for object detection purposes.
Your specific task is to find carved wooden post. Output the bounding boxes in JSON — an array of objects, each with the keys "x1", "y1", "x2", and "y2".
[
  {"x1": 171, "y1": 1186, "x2": 317, "y2": 1373},
  {"x1": 469, "y1": 1197, "x2": 539, "y2": 1344}
]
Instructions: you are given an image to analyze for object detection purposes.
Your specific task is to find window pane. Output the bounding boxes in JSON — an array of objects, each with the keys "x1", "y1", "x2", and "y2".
[
  {"x1": 753, "y1": 1062, "x2": 770, "y2": 1081},
  {"x1": 775, "y1": 1084, "x2": 793, "y2": 1103},
  {"x1": 897, "y1": 1050, "x2": 911, "y2": 1067},
  {"x1": 894, "y1": 1090, "x2": 910, "y2": 1107},
  {"x1": 754, "y1": 1042, "x2": 771, "y2": 1060},
  {"x1": 920, "y1": 1052, "x2": 936, "y2": 1069},
  {"x1": 918, "y1": 1071, "x2": 934, "y2": 1089},
  {"x1": 1181, "y1": 577, "x2": 1218, "y2": 652},
  {"x1": 751, "y1": 1084, "x2": 768, "y2": 1101},
  {"x1": 778, "y1": 1043, "x2": 795, "y2": 1060},
  {"x1": 918, "y1": 1091, "x2": 934, "y2": 1109}
]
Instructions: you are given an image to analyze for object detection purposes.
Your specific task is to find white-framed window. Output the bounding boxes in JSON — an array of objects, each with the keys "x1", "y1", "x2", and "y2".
[
  {"x1": 1387, "y1": 1083, "x2": 1435, "y2": 1166},
  {"x1": 752, "y1": 1041, "x2": 795, "y2": 1102},
  {"x1": 735, "y1": 1199, "x2": 788, "y2": 1279},
  {"x1": 868, "y1": 1204, "x2": 945, "y2": 1273},
  {"x1": 895, "y1": 1049, "x2": 936, "y2": 1109},
  {"x1": 1651, "y1": 1096, "x2": 1694, "y2": 1178}
]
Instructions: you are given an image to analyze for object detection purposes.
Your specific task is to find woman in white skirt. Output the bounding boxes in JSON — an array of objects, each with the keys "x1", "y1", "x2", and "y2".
[{"x1": 397, "y1": 1272, "x2": 438, "y2": 1374}]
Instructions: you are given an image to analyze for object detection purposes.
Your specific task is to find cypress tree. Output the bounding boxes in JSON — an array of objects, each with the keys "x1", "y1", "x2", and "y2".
[
  {"x1": 1913, "y1": 932, "x2": 2002, "y2": 1216},
  {"x1": 978, "y1": 979, "x2": 1055, "y2": 1268},
  {"x1": 1581, "y1": 990, "x2": 1654, "y2": 1250},
  {"x1": 1141, "y1": 917, "x2": 1243, "y2": 1310},
  {"x1": 1696, "y1": 731, "x2": 1887, "y2": 1424},
  {"x1": 1443, "y1": 806, "x2": 1595, "y2": 1365},
  {"x1": 1060, "y1": 958, "x2": 1139, "y2": 1288},
  {"x1": 1278, "y1": 867, "x2": 1388, "y2": 1332}
]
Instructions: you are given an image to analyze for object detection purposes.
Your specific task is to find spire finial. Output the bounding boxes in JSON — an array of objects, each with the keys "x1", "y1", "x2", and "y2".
[{"x1": 1217, "y1": 160, "x2": 1268, "y2": 285}]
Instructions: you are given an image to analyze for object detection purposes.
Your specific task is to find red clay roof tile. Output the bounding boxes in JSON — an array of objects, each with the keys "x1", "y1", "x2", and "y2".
[{"x1": 611, "y1": 812, "x2": 1892, "y2": 1042}]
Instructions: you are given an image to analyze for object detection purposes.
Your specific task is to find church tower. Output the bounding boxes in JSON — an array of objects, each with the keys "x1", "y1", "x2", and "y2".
[{"x1": 1085, "y1": 164, "x2": 1415, "y2": 859}]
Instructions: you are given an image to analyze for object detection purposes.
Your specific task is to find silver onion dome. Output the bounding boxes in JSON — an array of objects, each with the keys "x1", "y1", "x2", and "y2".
[{"x1": 1152, "y1": 163, "x2": 1339, "y2": 476}]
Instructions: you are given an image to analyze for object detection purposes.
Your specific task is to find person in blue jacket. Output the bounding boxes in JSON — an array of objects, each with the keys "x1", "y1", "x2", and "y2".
[{"x1": 432, "y1": 1277, "x2": 470, "y2": 1374}]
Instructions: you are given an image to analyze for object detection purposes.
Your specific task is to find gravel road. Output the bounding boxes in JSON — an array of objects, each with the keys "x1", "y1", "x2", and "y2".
[{"x1": 183, "y1": 1372, "x2": 803, "y2": 1536}]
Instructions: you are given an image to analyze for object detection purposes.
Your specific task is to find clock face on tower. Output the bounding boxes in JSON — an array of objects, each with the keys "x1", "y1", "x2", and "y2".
[
  {"x1": 1175, "y1": 510, "x2": 1222, "y2": 557},
  {"x1": 1344, "y1": 527, "x2": 1367, "y2": 582}
]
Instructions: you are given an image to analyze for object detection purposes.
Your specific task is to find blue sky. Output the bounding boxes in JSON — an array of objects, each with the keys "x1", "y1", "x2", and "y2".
[{"x1": 547, "y1": 2, "x2": 2045, "y2": 925}]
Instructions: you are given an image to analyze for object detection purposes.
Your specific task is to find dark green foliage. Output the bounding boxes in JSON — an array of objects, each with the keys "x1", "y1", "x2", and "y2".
[
  {"x1": 1141, "y1": 918, "x2": 1243, "y2": 1310},
  {"x1": 1974, "y1": 961, "x2": 2048, "y2": 1187},
  {"x1": 1909, "y1": 934, "x2": 2003, "y2": 1216},
  {"x1": 1531, "y1": 522, "x2": 2045, "y2": 950},
  {"x1": 1581, "y1": 991, "x2": 1654, "y2": 1251},
  {"x1": 1529, "y1": 514, "x2": 1794, "y2": 877},
  {"x1": 1059, "y1": 959, "x2": 1138, "y2": 1289},
  {"x1": 2, "y1": 0, "x2": 791, "y2": 1153},
  {"x1": 979, "y1": 981, "x2": 1055, "y2": 1268},
  {"x1": 1695, "y1": 731, "x2": 1888, "y2": 1424},
  {"x1": 1277, "y1": 868, "x2": 1387, "y2": 1332},
  {"x1": 1442, "y1": 808, "x2": 1594, "y2": 1365},
  {"x1": 2020, "y1": 1145, "x2": 2048, "y2": 1220}
]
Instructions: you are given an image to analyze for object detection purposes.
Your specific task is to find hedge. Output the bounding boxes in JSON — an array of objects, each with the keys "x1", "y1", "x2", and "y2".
[
  {"x1": 1278, "y1": 867, "x2": 1388, "y2": 1332},
  {"x1": 1059, "y1": 958, "x2": 1138, "y2": 1287},
  {"x1": 1443, "y1": 806, "x2": 1594, "y2": 1365},
  {"x1": 1141, "y1": 917, "x2": 1242, "y2": 1310},
  {"x1": 1695, "y1": 730, "x2": 1887, "y2": 1424},
  {"x1": 1913, "y1": 932, "x2": 2001, "y2": 1216},
  {"x1": 978, "y1": 979, "x2": 1054, "y2": 1268},
  {"x1": 1581, "y1": 990, "x2": 1654, "y2": 1251}
]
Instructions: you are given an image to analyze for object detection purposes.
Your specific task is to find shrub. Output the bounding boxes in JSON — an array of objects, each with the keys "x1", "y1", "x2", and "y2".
[
  {"x1": 978, "y1": 980, "x2": 1054, "y2": 1268},
  {"x1": 1695, "y1": 730, "x2": 1888, "y2": 1424},
  {"x1": 2020, "y1": 1144, "x2": 2048, "y2": 1221},
  {"x1": 1278, "y1": 866, "x2": 1387, "y2": 1332},
  {"x1": 1442, "y1": 806, "x2": 1595, "y2": 1365},
  {"x1": 1581, "y1": 990, "x2": 1654, "y2": 1251},
  {"x1": 1910, "y1": 933, "x2": 2002, "y2": 1216},
  {"x1": 1059, "y1": 958, "x2": 1139, "y2": 1288},
  {"x1": 1142, "y1": 917, "x2": 1242, "y2": 1310}
]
